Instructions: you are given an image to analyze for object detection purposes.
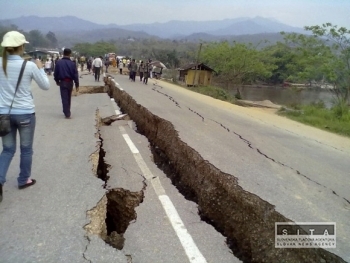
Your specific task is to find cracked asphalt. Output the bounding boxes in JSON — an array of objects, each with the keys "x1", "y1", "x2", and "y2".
[
  {"x1": 109, "y1": 73, "x2": 350, "y2": 261},
  {"x1": 0, "y1": 72, "x2": 237, "y2": 263},
  {"x1": 0, "y1": 75, "x2": 127, "y2": 263},
  {"x1": 1, "y1": 68, "x2": 349, "y2": 262}
]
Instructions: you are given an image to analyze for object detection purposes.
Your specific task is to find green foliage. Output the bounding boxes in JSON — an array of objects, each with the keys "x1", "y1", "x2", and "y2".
[
  {"x1": 201, "y1": 41, "x2": 276, "y2": 92},
  {"x1": 46, "y1": 31, "x2": 58, "y2": 48},
  {"x1": 280, "y1": 103, "x2": 350, "y2": 137},
  {"x1": 73, "y1": 41, "x2": 117, "y2": 57},
  {"x1": 305, "y1": 24, "x2": 350, "y2": 112}
]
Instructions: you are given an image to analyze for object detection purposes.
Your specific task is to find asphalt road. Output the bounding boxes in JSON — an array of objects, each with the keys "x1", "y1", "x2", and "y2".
[
  {"x1": 109, "y1": 72, "x2": 350, "y2": 261},
  {"x1": 0, "y1": 72, "x2": 238, "y2": 263},
  {"x1": 0, "y1": 69, "x2": 349, "y2": 263}
]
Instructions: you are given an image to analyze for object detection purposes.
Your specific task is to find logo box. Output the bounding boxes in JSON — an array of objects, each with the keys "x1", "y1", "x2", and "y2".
[{"x1": 275, "y1": 222, "x2": 336, "y2": 248}]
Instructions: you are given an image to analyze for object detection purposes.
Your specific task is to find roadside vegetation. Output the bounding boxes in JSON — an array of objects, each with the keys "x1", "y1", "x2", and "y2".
[
  {"x1": 185, "y1": 85, "x2": 236, "y2": 103},
  {"x1": 279, "y1": 101, "x2": 350, "y2": 137},
  {"x1": 1, "y1": 22, "x2": 349, "y2": 136}
]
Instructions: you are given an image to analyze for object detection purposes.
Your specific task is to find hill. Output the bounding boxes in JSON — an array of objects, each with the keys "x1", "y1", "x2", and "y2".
[{"x1": 0, "y1": 15, "x2": 306, "y2": 41}]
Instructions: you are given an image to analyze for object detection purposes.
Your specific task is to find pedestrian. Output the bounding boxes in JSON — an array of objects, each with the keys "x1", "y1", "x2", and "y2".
[
  {"x1": 118, "y1": 60, "x2": 123, "y2": 74},
  {"x1": 54, "y1": 48, "x2": 79, "y2": 119},
  {"x1": 130, "y1": 59, "x2": 137, "y2": 82},
  {"x1": 92, "y1": 56, "x2": 103, "y2": 81},
  {"x1": 149, "y1": 59, "x2": 153, "y2": 78},
  {"x1": 99, "y1": 56, "x2": 104, "y2": 75},
  {"x1": 105, "y1": 58, "x2": 110, "y2": 73},
  {"x1": 0, "y1": 31, "x2": 50, "y2": 202},
  {"x1": 44, "y1": 58, "x2": 52, "y2": 75},
  {"x1": 80, "y1": 55, "x2": 85, "y2": 72},
  {"x1": 138, "y1": 61, "x2": 144, "y2": 81},
  {"x1": 128, "y1": 61, "x2": 132, "y2": 80},
  {"x1": 143, "y1": 62, "x2": 149, "y2": 85},
  {"x1": 87, "y1": 59, "x2": 92, "y2": 73}
]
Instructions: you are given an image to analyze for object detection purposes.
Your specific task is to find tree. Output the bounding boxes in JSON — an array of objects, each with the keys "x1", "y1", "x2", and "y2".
[
  {"x1": 27, "y1": 30, "x2": 49, "y2": 48},
  {"x1": 278, "y1": 32, "x2": 335, "y2": 85},
  {"x1": 201, "y1": 41, "x2": 276, "y2": 97},
  {"x1": 304, "y1": 23, "x2": 350, "y2": 109},
  {"x1": 262, "y1": 42, "x2": 295, "y2": 84},
  {"x1": 46, "y1": 31, "x2": 58, "y2": 48},
  {"x1": 73, "y1": 41, "x2": 116, "y2": 57}
]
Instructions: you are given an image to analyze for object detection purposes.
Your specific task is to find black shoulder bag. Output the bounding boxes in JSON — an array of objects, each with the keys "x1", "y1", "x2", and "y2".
[{"x1": 0, "y1": 60, "x2": 27, "y2": 137}]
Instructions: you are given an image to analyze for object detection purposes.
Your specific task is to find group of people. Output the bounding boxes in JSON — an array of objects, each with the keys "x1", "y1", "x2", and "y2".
[
  {"x1": 77, "y1": 56, "x2": 107, "y2": 82},
  {"x1": 127, "y1": 59, "x2": 153, "y2": 84},
  {"x1": 0, "y1": 31, "x2": 79, "y2": 203}
]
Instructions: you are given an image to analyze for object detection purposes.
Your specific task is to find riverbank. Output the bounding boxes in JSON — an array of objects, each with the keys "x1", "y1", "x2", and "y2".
[
  {"x1": 164, "y1": 80, "x2": 350, "y2": 141},
  {"x1": 279, "y1": 103, "x2": 350, "y2": 137},
  {"x1": 155, "y1": 79, "x2": 350, "y2": 154}
]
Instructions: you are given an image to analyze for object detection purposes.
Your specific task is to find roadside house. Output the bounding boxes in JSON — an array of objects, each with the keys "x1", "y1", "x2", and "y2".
[{"x1": 178, "y1": 63, "x2": 215, "y2": 86}]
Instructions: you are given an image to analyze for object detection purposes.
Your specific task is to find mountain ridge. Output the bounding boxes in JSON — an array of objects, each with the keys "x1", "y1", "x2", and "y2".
[{"x1": 0, "y1": 15, "x2": 306, "y2": 40}]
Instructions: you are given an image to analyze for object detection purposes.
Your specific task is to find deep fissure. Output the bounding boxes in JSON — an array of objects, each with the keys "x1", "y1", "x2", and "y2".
[
  {"x1": 152, "y1": 85, "x2": 349, "y2": 205},
  {"x1": 104, "y1": 188, "x2": 144, "y2": 250},
  {"x1": 86, "y1": 103, "x2": 145, "y2": 253},
  {"x1": 96, "y1": 135, "x2": 110, "y2": 188},
  {"x1": 106, "y1": 80, "x2": 346, "y2": 263}
]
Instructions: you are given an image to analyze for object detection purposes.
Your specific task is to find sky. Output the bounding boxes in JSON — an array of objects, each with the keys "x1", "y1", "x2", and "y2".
[{"x1": 2, "y1": 0, "x2": 350, "y2": 28}]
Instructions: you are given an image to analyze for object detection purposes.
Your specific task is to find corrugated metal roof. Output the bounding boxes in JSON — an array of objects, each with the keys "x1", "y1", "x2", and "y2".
[{"x1": 178, "y1": 63, "x2": 215, "y2": 72}]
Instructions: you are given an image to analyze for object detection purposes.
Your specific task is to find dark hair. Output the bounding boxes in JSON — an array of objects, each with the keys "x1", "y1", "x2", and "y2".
[{"x1": 63, "y1": 48, "x2": 72, "y2": 56}]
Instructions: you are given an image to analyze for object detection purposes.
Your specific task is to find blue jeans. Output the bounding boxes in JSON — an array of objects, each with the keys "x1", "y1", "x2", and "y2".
[{"x1": 0, "y1": 113, "x2": 36, "y2": 186}]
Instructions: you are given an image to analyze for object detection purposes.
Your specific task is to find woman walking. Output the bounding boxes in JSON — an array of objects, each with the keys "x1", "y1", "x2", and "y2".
[{"x1": 0, "y1": 31, "x2": 50, "y2": 202}]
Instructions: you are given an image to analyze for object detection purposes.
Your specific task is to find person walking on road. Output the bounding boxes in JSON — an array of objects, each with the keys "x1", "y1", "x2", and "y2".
[
  {"x1": 118, "y1": 60, "x2": 123, "y2": 74},
  {"x1": 143, "y1": 62, "x2": 150, "y2": 85},
  {"x1": 138, "y1": 61, "x2": 144, "y2": 82},
  {"x1": 104, "y1": 58, "x2": 110, "y2": 73},
  {"x1": 0, "y1": 31, "x2": 50, "y2": 202},
  {"x1": 130, "y1": 59, "x2": 137, "y2": 82},
  {"x1": 92, "y1": 56, "x2": 103, "y2": 81},
  {"x1": 44, "y1": 58, "x2": 52, "y2": 75},
  {"x1": 86, "y1": 59, "x2": 92, "y2": 73},
  {"x1": 54, "y1": 48, "x2": 79, "y2": 119}
]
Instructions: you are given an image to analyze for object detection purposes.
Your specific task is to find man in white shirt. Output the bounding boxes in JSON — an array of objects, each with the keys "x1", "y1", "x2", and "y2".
[{"x1": 92, "y1": 56, "x2": 103, "y2": 82}]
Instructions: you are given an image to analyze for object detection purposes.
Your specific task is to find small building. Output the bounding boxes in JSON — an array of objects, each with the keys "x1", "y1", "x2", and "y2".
[
  {"x1": 25, "y1": 50, "x2": 60, "y2": 60},
  {"x1": 178, "y1": 63, "x2": 215, "y2": 86}
]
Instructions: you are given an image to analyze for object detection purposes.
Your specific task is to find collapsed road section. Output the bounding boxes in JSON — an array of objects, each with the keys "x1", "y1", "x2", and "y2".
[
  {"x1": 102, "y1": 77, "x2": 346, "y2": 263},
  {"x1": 85, "y1": 106, "x2": 146, "y2": 254}
]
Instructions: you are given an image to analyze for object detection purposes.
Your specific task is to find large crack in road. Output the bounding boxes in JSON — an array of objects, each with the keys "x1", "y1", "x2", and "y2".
[
  {"x1": 85, "y1": 103, "x2": 146, "y2": 262},
  {"x1": 104, "y1": 79, "x2": 346, "y2": 263},
  {"x1": 151, "y1": 84, "x2": 350, "y2": 206}
]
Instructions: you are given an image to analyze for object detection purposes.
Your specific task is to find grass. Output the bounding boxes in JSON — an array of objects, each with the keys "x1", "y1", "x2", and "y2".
[
  {"x1": 279, "y1": 102, "x2": 350, "y2": 137},
  {"x1": 185, "y1": 85, "x2": 237, "y2": 103}
]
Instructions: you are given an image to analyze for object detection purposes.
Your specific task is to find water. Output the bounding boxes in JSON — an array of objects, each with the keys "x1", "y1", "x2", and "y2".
[{"x1": 232, "y1": 86, "x2": 338, "y2": 108}]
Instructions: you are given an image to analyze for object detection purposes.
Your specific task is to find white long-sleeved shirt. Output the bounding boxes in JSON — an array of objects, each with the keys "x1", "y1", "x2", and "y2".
[
  {"x1": 92, "y1": 58, "x2": 103, "y2": 68},
  {"x1": 0, "y1": 55, "x2": 50, "y2": 114}
]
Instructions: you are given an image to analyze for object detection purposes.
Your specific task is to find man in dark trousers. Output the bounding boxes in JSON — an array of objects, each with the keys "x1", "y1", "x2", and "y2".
[{"x1": 54, "y1": 48, "x2": 79, "y2": 119}]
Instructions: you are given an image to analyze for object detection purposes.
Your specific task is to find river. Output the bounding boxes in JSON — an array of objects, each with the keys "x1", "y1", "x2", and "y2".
[{"x1": 232, "y1": 86, "x2": 338, "y2": 108}]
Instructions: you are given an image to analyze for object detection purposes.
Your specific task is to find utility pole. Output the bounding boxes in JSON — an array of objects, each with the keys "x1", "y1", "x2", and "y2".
[{"x1": 193, "y1": 43, "x2": 202, "y2": 87}]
